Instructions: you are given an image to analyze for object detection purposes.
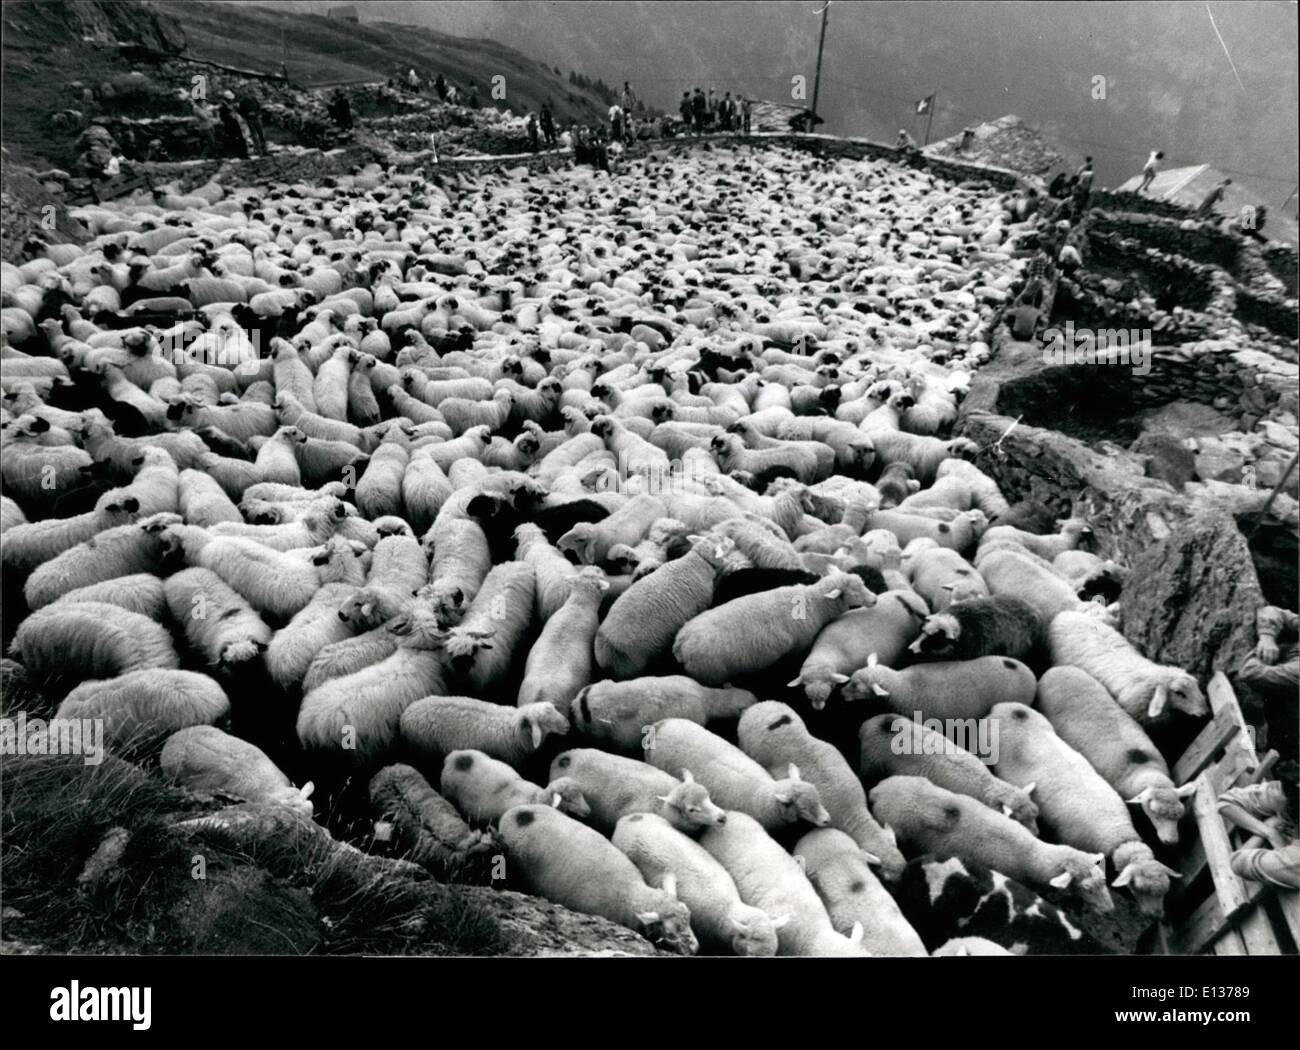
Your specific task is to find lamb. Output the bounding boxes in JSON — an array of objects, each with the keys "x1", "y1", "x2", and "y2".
[
  {"x1": 594, "y1": 532, "x2": 734, "y2": 678},
  {"x1": 909, "y1": 594, "x2": 1044, "y2": 665},
  {"x1": 439, "y1": 749, "x2": 591, "y2": 824},
  {"x1": 163, "y1": 567, "x2": 273, "y2": 672},
  {"x1": 56, "y1": 669, "x2": 231, "y2": 754},
  {"x1": 49, "y1": 573, "x2": 168, "y2": 619},
  {"x1": 644, "y1": 718, "x2": 830, "y2": 832},
  {"x1": 977, "y1": 547, "x2": 1094, "y2": 627},
  {"x1": 549, "y1": 749, "x2": 728, "y2": 834},
  {"x1": 613, "y1": 812, "x2": 780, "y2": 957},
  {"x1": 514, "y1": 522, "x2": 580, "y2": 621},
  {"x1": 11, "y1": 601, "x2": 178, "y2": 686},
  {"x1": 498, "y1": 804, "x2": 698, "y2": 954},
  {"x1": 794, "y1": 828, "x2": 927, "y2": 955},
  {"x1": 22, "y1": 513, "x2": 180, "y2": 610},
  {"x1": 1035, "y1": 666, "x2": 1195, "y2": 845},
  {"x1": 868, "y1": 775, "x2": 1113, "y2": 912},
  {"x1": 978, "y1": 519, "x2": 1095, "y2": 561},
  {"x1": 790, "y1": 589, "x2": 929, "y2": 709},
  {"x1": 400, "y1": 696, "x2": 570, "y2": 766},
  {"x1": 988, "y1": 702, "x2": 1180, "y2": 916},
  {"x1": 673, "y1": 572, "x2": 873, "y2": 686},
  {"x1": 1047, "y1": 611, "x2": 1208, "y2": 725},
  {"x1": 177, "y1": 467, "x2": 243, "y2": 527},
  {"x1": 369, "y1": 763, "x2": 495, "y2": 871},
  {"x1": 698, "y1": 811, "x2": 868, "y2": 957},
  {"x1": 517, "y1": 567, "x2": 608, "y2": 712},
  {"x1": 160, "y1": 725, "x2": 313, "y2": 815},
  {"x1": 443, "y1": 561, "x2": 536, "y2": 693},
  {"x1": 570, "y1": 676, "x2": 758, "y2": 751},
  {"x1": 858, "y1": 713, "x2": 1039, "y2": 832},
  {"x1": 2, "y1": 501, "x2": 140, "y2": 574},
  {"x1": 556, "y1": 493, "x2": 667, "y2": 565},
  {"x1": 843, "y1": 655, "x2": 1036, "y2": 720},
  {"x1": 297, "y1": 607, "x2": 450, "y2": 763},
  {"x1": 739, "y1": 702, "x2": 905, "y2": 877},
  {"x1": 905, "y1": 545, "x2": 987, "y2": 612}
]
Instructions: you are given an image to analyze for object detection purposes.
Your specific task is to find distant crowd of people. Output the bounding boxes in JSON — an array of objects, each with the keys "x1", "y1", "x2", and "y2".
[{"x1": 677, "y1": 88, "x2": 752, "y2": 135}]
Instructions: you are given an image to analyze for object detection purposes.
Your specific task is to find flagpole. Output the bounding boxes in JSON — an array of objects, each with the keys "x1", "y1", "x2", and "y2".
[
  {"x1": 810, "y1": 1, "x2": 831, "y2": 133},
  {"x1": 923, "y1": 93, "x2": 936, "y2": 146}
]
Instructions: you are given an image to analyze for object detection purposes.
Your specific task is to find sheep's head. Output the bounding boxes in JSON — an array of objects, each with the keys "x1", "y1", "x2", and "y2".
[
  {"x1": 217, "y1": 638, "x2": 268, "y2": 669},
  {"x1": 688, "y1": 531, "x2": 735, "y2": 568},
  {"x1": 773, "y1": 765, "x2": 831, "y2": 827},
  {"x1": 635, "y1": 890, "x2": 698, "y2": 957},
  {"x1": 444, "y1": 626, "x2": 495, "y2": 675},
  {"x1": 946, "y1": 437, "x2": 979, "y2": 462},
  {"x1": 589, "y1": 415, "x2": 615, "y2": 440},
  {"x1": 556, "y1": 523, "x2": 597, "y2": 565},
  {"x1": 659, "y1": 770, "x2": 726, "y2": 830},
  {"x1": 543, "y1": 776, "x2": 591, "y2": 820},
  {"x1": 517, "y1": 702, "x2": 569, "y2": 751},
  {"x1": 310, "y1": 537, "x2": 368, "y2": 586},
  {"x1": 1147, "y1": 672, "x2": 1208, "y2": 721},
  {"x1": 387, "y1": 607, "x2": 448, "y2": 649},
  {"x1": 1112, "y1": 854, "x2": 1179, "y2": 916},
  {"x1": 373, "y1": 516, "x2": 412, "y2": 539},
  {"x1": 1049, "y1": 852, "x2": 1113, "y2": 913},
  {"x1": 1128, "y1": 783, "x2": 1197, "y2": 845},
  {"x1": 822, "y1": 572, "x2": 873, "y2": 610},
  {"x1": 271, "y1": 781, "x2": 315, "y2": 817},
  {"x1": 843, "y1": 660, "x2": 896, "y2": 702},
  {"x1": 789, "y1": 667, "x2": 850, "y2": 710},
  {"x1": 728, "y1": 907, "x2": 780, "y2": 958},
  {"x1": 910, "y1": 612, "x2": 960, "y2": 658}
]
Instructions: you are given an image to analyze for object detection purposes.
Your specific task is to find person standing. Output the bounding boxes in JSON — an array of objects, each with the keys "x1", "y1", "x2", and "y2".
[
  {"x1": 238, "y1": 92, "x2": 267, "y2": 156},
  {"x1": 1196, "y1": 177, "x2": 1232, "y2": 217},
  {"x1": 679, "y1": 91, "x2": 692, "y2": 134},
  {"x1": 217, "y1": 96, "x2": 248, "y2": 158},
  {"x1": 434, "y1": 73, "x2": 447, "y2": 101},
  {"x1": 526, "y1": 112, "x2": 540, "y2": 153},
  {"x1": 692, "y1": 88, "x2": 707, "y2": 135},
  {"x1": 741, "y1": 96, "x2": 752, "y2": 134},
  {"x1": 1138, "y1": 149, "x2": 1164, "y2": 193},
  {"x1": 540, "y1": 104, "x2": 557, "y2": 148},
  {"x1": 706, "y1": 88, "x2": 717, "y2": 129},
  {"x1": 621, "y1": 81, "x2": 636, "y2": 112},
  {"x1": 609, "y1": 102, "x2": 623, "y2": 142}
]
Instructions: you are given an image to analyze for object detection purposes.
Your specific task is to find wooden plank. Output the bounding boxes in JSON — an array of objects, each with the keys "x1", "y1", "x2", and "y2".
[
  {"x1": 1208, "y1": 672, "x2": 1260, "y2": 764},
  {"x1": 1174, "y1": 704, "x2": 1239, "y2": 785},
  {"x1": 1191, "y1": 775, "x2": 1252, "y2": 918},
  {"x1": 1170, "y1": 891, "x2": 1228, "y2": 954},
  {"x1": 1213, "y1": 927, "x2": 1248, "y2": 955},
  {"x1": 1238, "y1": 901, "x2": 1283, "y2": 955},
  {"x1": 1276, "y1": 891, "x2": 1300, "y2": 948}
]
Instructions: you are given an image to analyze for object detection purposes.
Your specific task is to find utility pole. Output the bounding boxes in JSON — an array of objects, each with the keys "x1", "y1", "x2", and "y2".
[
  {"x1": 810, "y1": 1, "x2": 830, "y2": 133},
  {"x1": 923, "y1": 93, "x2": 936, "y2": 146}
]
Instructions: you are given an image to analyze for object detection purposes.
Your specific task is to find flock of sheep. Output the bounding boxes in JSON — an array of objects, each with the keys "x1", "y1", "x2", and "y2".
[{"x1": 1, "y1": 144, "x2": 1209, "y2": 956}]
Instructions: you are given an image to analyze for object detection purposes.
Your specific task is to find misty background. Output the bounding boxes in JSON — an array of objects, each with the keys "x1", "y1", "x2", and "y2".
[{"x1": 256, "y1": 0, "x2": 1298, "y2": 210}]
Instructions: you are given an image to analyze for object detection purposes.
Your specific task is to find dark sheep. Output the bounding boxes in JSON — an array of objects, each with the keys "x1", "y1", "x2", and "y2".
[
  {"x1": 712, "y1": 567, "x2": 819, "y2": 607},
  {"x1": 991, "y1": 499, "x2": 1059, "y2": 534},
  {"x1": 876, "y1": 461, "x2": 916, "y2": 508},
  {"x1": 909, "y1": 594, "x2": 1045, "y2": 666}
]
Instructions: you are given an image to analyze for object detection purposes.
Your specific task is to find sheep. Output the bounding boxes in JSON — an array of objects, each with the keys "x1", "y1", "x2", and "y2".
[
  {"x1": 265, "y1": 546, "x2": 368, "y2": 691},
  {"x1": 673, "y1": 572, "x2": 873, "y2": 686},
  {"x1": 858, "y1": 713, "x2": 1039, "y2": 831},
  {"x1": 312, "y1": 343, "x2": 353, "y2": 421},
  {"x1": 22, "y1": 513, "x2": 179, "y2": 610},
  {"x1": 739, "y1": 702, "x2": 905, "y2": 877},
  {"x1": 905, "y1": 544, "x2": 987, "y2": 611},
  {"x1": 338, "y1": 531, "x2": 427, "y2": 630},
  {"x1": 391, "y1": 445, "x2": 447, "y2": 532},
  {"x1": 290, "y1": 431, "x2": 370, "y2": 488},
  {"x1": 867, "y1": 431, "x2": 978, "y2": 486},
  {"x1": 794, "y1": 828, "x2": 927, "y2": 955},
  {"x1": 613, "y1": 812, "x2": 780, "y2": 957},
  {"x1": 517, "y1": 567, "x2": 608, "y2": 712},
  {"x1": 594, "y1": 532, "x2": 735, "y2": 678},
  {"x1": 977, "y1": 547, "x2": 1094, "y2": 627},
  {"x1": 790, "y1": 589, "x2": 929, "y2": 709},
  {"x1": 439, "y1": 749, "x2": 591, "y2": 825},
  {"x1": 570, "y1": 676, "x2": 758, "y2": 751},
  {"x1": 56, "y1": 669, "x2": 231, "y2": 754},
  {"x1": 419, "y1": 426, "x2": 492, "y2": 474},
  {"x1": 908, "y1": 594, "x2": 1044, "y2": 665},
  {"x1": 425, "y1": 515, "x2": 492, "y2": 622},
  {"x1": 933, "y1": 458, "x2": 1010, "y2": 519},
  {"x1": 1052, "y1": 549, "x2": 1127, "y2": 604},
  {"x1": 297, "y1": 607, "x2": 450, "y2": 763},
  {"x1": 11, "y1": 601, "x2": 178, "y2": 686},
  {"x1": 400, "y1": 696, "x2": 570, "y2": 766},
  {"x1": 514, "y1": 522, "x2": 580, "y2": 621},
  {"x1": 1047, "y1": 611, "x2": 1208, "y2": 725},
  {"x1": 271, "y1": 338, "x2": 317, "y2": 411},
  {"x1": 2, "y1": 501, "x2": 140, "y2": 574},
  {"x1": 163, "y1": 567, "x2": 273, "y2": 672},
  {"x1": 160, "y1": 725, "x2": 313, "y2": 814},
  {"x1": 443, "y1": 561, "x2": 535, "y2": 692},
  {"x1": 301, "y1": 624, "x2": 400, "y2": 694},
  {"x1": 556, "y1": 493, "x2": 666, "y2": 565},
  {"x1": 709, "y1": 515, "x2": 805, "y2": 572},
  {"x1": 643, "y1": 718, "x2": 830, "y2": 832},
  {"x1": 369, "y1": 763, "x2": 495, "y2": 871},
  {"x1": 843, "y1": 654, "x2": 1036, "y2": 720},
  {"x1": 978, "y1": 519, "x2": 1095, "y2": 561},
  {"x1": 698, "y1": 811, "x2": 868, "y2": 957},
  {"x1": 1036, "y1": 666, "x2": 1195, "y2": 846},
  {"x1": 497, "y1": 804, "x2": 698, "y2": 955},
  {"x1": 868, "y1": 775, "x2": 1113, "y2": 913},
  {"x1": 988, "y1": 702, "x2": 1180, "y2": 916},
  {"x1": 548, "y1": 748, "x2": 728, "y2": 834},
  {"x1": 49, "y1": 573, "x2": 168, "y2": 619},
  {"x1": 1, "y1": 442, "x2": 93, "y2": 506},
  {"x1": 862, "y1": 507, "x2": 986, "y2": 554},
  {"x1": 208, "y1": 495, "x2": 348, "y2": 551},
  {"x1": 1, "y1": 494, "x2": 26, "y2": 531},
  {"x1": 177, "y1": 467, "x2": 244, "y2": 527}
]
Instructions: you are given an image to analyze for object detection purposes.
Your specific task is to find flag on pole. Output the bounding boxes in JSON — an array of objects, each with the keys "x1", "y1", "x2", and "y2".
[{"x1": 916, "y1": 94, "x2": 934, "y2": 115}]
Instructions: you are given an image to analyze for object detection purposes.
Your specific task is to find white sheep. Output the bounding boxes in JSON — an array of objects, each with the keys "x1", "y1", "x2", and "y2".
[
  {"x1": 401, "y1": 444, "x2": 453, "y2": 533},
  {"x1": 517, "y1": 567, "x2": 608, "y2": 712},
  {"x1": 673, "y1": 572, "x2": 873, "y2": 686},
  {"x1": 2, "y1": 502, "x2": 140, "y2": 574},
  {"x1": 160, "y1": 725, "x2": 313, "y2": 814},
  {"x1": 264, "y1": 543, "x2": 368, "y2": 691},
  {"x1": 498, "y1": 803, "x2": 698, "y2": 954},
  {"x1": 843, "y1": 654, "x2": 1036, "y2": 720},
  {"x1": 12, "y1": 601, "x2": 178, "y2": 685},
  {"x1": 1036, "y1": 666, "x2": 1195, "y2": 846},
  {"x1": 369, "y1": 763, "x2": 495, "y2": 870},
  {"x1": 548, "y1": 748, "x2": 727, "y2": 834},
  {"x1": 177, "y1": 467, "x2": 244, "y2": 527},
  {"x1": 858, "y1": 712, "x2": 1039, "y2": 831},
  {"x1": 163, "y1": 567, "x2": 273, "y2": 671},
  {"x1": 439, "y1": 749, "x2": 591, "y2": 824},
  {"x1": 594, "y1": 532, "x2": 734, "y2": 678},
  {"x1": 698, "y1": 811, "x2": 868, "y2": 957},
  {"x1": 644, "y1": 718, "x2": 830, "y2": 832},
  {"x1": 739, "y1": 702, "x2": 905, "y2": 878},
  {"x1": 979, "y1": 519, "x2": 1095, "y2": 561},
  {"x1": 355, "y1": 440, "x2": 408, "y2": 519},
  {"x1": 906, "y1": 544, "x2": 988, "y2": 611},
  {"x1": 556, "y1": 493, "x2": 667, "y2": 565},
  {"x1": 613, "y1": 811, "x2": 780, "y2": 957},
  {"x1": 988, "y1": 701, "x2": 1180, "y2": 916},
  {"x1": 514, "y1": 522, "x2": 580, "y2": 621},
  {"x1": 933, "y1": 458, "x2": 1010, "y2": 519},
  {"x1": 57, "y1": 669, "x2": 231, "y2": 754},
  {"x1": 932, "y1": 937, "x2": 1015, "y2": 956},
  {"x1": 794, "y1": 828, "x2": 927, "y2": 955},
  {"x1": 401, "y1": 695, "x2": 571, "y2": 766},
  {"x1": 977, "y1": 547, "x2": 1093, "y2": 627},
  {"x1": 301, "y1": 623, "x2": 400, "y2": 693},
  {"x1": 1047, "y1": 611, "x2": 1207, "y2": 725},
  {"x1": 23, "y1": 513, "x2": 179, "y2": 610},
  {"x1": 49, "y1": 573, "x2": 168, "y2": 619},
  {"x1": 443, "y1": 561, "x2": 535, "y2": 692},
  {"x1": 424, "y1": 515, "x2": 492, "y2": 622},
  {"x1": 338, "y1": 532, "x2": 427, "y2": 630},
  {"x1": 868, "y1": 775, "x2": 1114, "y2": 913},
  {"x1": 570, "y1": 676, "x2": 758, "y2": 751}
]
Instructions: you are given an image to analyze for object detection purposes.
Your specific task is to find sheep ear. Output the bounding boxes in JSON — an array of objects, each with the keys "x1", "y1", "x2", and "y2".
[
  {"x1": 681, "y1": 769, "x2": 695, "y2": 784},
  {"x1": 848, "y1": 922, "x2": 865, "y2": 946},
  {"x1": 1147, "y1": 684, "x2": 1168, "y2": 720},
  {"x1": 656, "y1": 794, "x2": 673, "y2": 805},
  {"x1": 861, "y1": 850, "x2": 882, "y2": 866},
  {"x1": 1022, "y1": 782, "x2": 1036, "y2": 797},
  {"x1": 881, "y1": 823, "x2": 897, "y2": 845},
  {"x1": 1175, "y1": 782, "x2": 1199, "y2": 799},
  {"x1": 300, "y1": 781, "x2": 315, "y2": 800},
  {"x1": 787, "y1": 676, "x2": 804, "y2": 688},
  {"x1": 867, "y1": 653, "x2": 879, "y2": 667},
  {"x1": 528, "y1": 720, "x2": 544, "y2": 750},
  {"x1": 1125, "y1": 788, "x2": 1152, "y2": 806},
  {"x1": 773, "y1": 791, "x2": 793, "y2": 804},
  {"x1": 1111, "y1": 864, "x2": 1136, "y2": 888},
  {"x1": 770, "y1": 914, "x2": 792, "y2": 930},
  {"x1": 661, "y1": 873, "x2": 678, "y2": 899},
  {"x1": 825, "y1": 588, "x2": 842, "y2": 599},
  {"x1": 551, "y1": 793, "x2": 562, "y2": 808},
  {"x1": 635, "y1": 911, "x2": 660, "y2": 927},
  {"x1": 787, "y1": 764, "x2": 801, "y2": 782},
  {"x1": 831, "y1": 672, "x2": 850, "y2": 684},
  {"x1": 1049, "y1": 872, "x2": 1073, "y2": 889},
  {"x1": 1001, "y1": 804, "x2": 1014, "y2": 817},
  {"x1": 871, "y1": 684, "x2": 890, "y2": 698},
  {"x1": 1158, "y1": 863, "x2": 1182, "y2": 879}
]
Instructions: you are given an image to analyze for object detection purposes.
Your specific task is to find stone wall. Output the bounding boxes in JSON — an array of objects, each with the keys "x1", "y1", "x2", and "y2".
[
  {"x1": 1262, "y1": 244, "x2": 1299, "y2": 296},
  {"x1": 1087, "y1": 212, "x2": 1241, "y2": 271},
  {"x1": 1090, "y1": 189, "x2": 1194, "y2": 220}
]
